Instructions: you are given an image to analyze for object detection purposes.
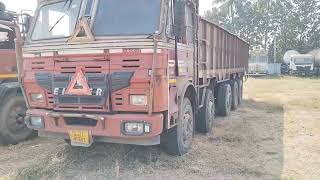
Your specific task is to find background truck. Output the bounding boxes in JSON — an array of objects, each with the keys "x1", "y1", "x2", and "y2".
[
  {"x1": 289, "y1": 54, "x2": 314, "y2": 76},
  {"x1": 19, "y1": 0, "x2": 249, "y2": 155},
  {"x1": 0, "y1": 2, "x2": 33, "y2": 144}
]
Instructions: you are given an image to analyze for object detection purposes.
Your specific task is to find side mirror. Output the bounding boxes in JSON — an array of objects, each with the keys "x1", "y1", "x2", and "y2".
[
  {"x1": 18, "y1": 13, "x2": 32, "y2": 33},
  {"x1": 173, "y1": 0, "x2": 185, "y2": 38}
]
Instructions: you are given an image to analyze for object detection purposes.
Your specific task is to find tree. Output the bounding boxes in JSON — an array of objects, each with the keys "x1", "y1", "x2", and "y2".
[{"x1": 205, "y1": 0, "x2": 320, "y2": 62}]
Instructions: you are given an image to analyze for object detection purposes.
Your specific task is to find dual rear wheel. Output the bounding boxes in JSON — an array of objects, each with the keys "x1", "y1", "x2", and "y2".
[{"x1": 217, "y1": 77, "x2": 243, "y2": 116}]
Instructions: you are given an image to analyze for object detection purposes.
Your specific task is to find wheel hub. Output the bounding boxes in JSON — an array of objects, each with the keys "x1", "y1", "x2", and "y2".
[{"x1": 7, "y1": 105, "x2": 27, "y2": 133}]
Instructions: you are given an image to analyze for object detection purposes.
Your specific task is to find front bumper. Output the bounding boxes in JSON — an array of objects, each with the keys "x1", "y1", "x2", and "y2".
[{"x1": 25, "y1": 109, "x2": 164, "y2": 146}]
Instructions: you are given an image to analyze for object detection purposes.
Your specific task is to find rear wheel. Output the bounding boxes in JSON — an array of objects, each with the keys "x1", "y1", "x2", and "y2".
[
  {"x1": 197, "y1": 89, "x2": 215, "y2": 133},
  {"x1": 216, "y1": 83, "x2": 232, "y2": 116},
  {"x1": 236, "y1": 77, "x2": 243, "y2": 105},
  {"x1": 230, "y1": 80, "x2": 239, "y2": 110},
  {"x1": 161, "y1": 97, "x2": 194, "y2": 156},
  {"x1": 0, "y1": 95, "x2": 34, "y2": 145}
]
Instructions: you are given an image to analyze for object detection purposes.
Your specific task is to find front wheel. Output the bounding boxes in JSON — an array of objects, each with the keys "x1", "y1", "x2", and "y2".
[
  {"x1": 0, "y1": 95, "x2": 34, "y2": 145},
  {"x1": 161, "y1": 97, "x2": 194, "y2": 156}
]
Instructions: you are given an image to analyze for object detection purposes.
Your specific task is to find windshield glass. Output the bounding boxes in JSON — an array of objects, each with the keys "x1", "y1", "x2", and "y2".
[
  {"x1": 294, "y1": 58, "x2": 313, "y2": 64},
  {"x1": 92, "y1": 0, "x2": 161, "y2": 36},
  {"x1": 31, "y1": 0, "x2": 82, "y2": 40}
]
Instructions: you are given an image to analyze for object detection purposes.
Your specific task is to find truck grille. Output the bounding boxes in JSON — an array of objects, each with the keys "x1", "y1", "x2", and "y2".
[
  {"x1": 296, "y1": 66, "x2": 311, "y2": 72},
  {"x1": 35, "y1": 71, "x2": 134, "y2": 111},
  {"x1": 52, "y1": 73, "x2": 108, "y2": 106}
]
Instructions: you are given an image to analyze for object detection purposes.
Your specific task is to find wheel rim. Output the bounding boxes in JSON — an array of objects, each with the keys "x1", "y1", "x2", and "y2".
[
  {"x1": 6, "y1": 104, "x2": 28, "y2": 135},
  {"x1": 182, "y1": 108, "x2": 193, "y2": 148}
]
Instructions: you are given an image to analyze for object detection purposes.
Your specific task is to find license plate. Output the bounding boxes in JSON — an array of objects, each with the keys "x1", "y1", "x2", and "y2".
[{"x1": 69, "y1": 130, "x2": 91, "y2": 146}]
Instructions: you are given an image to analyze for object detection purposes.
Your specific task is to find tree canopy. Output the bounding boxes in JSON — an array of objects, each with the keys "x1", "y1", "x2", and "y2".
[{"x1": 204, "y1": 0, "x2": 320, "y2": 62}]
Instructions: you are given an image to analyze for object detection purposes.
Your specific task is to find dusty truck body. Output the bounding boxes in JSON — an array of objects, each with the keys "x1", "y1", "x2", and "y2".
[
  {"x1": 0, "y1": 4, "x2": 33, "y2": 144},
  {"x1": 20, "y1": 0, "x2": 249, "y2": 155}
]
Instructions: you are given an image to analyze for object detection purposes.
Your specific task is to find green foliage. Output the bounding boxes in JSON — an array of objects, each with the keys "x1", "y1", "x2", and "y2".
[{"x1": 205, "y1": 0, "x2": 320, "y2": 62}]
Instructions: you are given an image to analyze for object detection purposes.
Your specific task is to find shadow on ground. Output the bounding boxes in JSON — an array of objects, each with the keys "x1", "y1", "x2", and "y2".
[{"x1": 15, "y1": 99, "x2": 284, "y2": 180}]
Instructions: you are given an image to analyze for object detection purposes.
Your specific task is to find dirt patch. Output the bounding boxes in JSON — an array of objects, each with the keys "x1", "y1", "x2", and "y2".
[{"x1": 0, "y1": 76, "x2": 319, "y2": 180}]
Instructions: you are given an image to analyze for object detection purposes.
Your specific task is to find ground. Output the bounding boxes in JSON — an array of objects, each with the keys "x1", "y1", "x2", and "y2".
[{"x1": 0, "y1": 76, "x2": 319, "y2": 180}]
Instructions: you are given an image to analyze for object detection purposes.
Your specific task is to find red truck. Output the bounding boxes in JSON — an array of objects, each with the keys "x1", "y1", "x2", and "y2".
[
  {"x1": 19, "y1": 0, "x2": 249, "y2": 155},
  {"x1": 0, "y1": 4, "x2": 33, "y2": 144}
]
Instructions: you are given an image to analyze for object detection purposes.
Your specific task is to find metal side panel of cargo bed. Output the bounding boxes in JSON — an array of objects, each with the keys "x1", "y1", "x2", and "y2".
[{"x1": 198, "y1": 18, "x2": 249, "y2": 80}]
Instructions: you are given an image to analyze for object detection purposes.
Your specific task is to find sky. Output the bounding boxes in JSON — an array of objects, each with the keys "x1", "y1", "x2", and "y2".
[{"x1": 2, "y1": 0, "x2": 214, "y2": 15}]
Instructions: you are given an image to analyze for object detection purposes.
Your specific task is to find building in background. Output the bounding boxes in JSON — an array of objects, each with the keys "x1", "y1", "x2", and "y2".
[
  {"x1": 248, "y1": 48, "x2": 281, "y2": 75},
  {"x1": 248, "y1": 48, "x2": 269, "y2": 75}
]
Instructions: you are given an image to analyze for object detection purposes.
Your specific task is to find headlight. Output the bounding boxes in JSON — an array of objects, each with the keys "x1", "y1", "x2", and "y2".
[
  {"x1": 29, "y1": 116, "x2": 44, "y2": 128},
  {"x1": 123, "y1": 122, "x2": 151, "y2": 135},
  {"x1": 124, "y1": 122, "x2": 144, "y2": 135},
  {"x1": 130, "y1": 95, "x2": 147, "y2": 106},
  {"x1": 30, "y1": 93, "x2": 44, "y2": 103}
]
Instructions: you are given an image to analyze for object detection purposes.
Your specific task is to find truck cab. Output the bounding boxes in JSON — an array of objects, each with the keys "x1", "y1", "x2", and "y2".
[
  {"x1": 0, "y1": 4, "x2": 34, "y2": 145},
  {"x1": 22, "y1": 0, "x2": 173, "y2": 147},
  {"x1": 290, "y1": 54, "x2": 314, "y2": 76}
]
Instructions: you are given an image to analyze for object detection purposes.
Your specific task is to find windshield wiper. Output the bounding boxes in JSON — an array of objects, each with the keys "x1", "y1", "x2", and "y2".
[{"x1": 49, "y1": 0, "x2": 73, "y2": 32}]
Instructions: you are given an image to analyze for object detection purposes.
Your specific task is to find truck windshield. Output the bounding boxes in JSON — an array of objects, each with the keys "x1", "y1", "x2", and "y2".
[
  {"x1": 31, "y1": 0, "x2": 82, "y2": 40},
  {"x1": 294, "y1": 58, "x2": 313, "y2": 65},
  {"x1": 92, "y1": 0, "x2": 161, "y2": 36}
]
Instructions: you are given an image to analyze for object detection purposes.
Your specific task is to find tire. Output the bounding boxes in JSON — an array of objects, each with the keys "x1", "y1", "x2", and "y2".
[
  {"x1": 216, "y1": 83, "x2": 232, "y2": 116},
  {"x1": 236, "y1": 77, "x2": 243, "y2": 105},
  {"x1": 161, "y1": 97, "x2": 194, "y2": 156},
  {"x1": 0, "y1": 95, "x2": 33, "y2": 145},
  {"x1": 197, "y1": 89, "x2": 215, "y2": 133},
  {"x1": 230, "y1": 80, "x2": 239, "y2": 111}
]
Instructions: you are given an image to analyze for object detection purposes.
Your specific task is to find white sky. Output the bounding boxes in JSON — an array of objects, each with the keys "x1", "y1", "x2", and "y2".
[
  {"x1": 200, "y1": 0, "x2": 214, "y2": 14},
  {"x1": 1, "y1": 0, "x2": 37, "y2": 14},
  {"x1": 2, "y1": 0, "x2": 213, "y2": 15}
]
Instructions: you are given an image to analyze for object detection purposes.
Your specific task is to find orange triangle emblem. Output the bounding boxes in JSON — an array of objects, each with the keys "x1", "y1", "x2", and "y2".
[
  {"x1": 65, "y1": 68, "x2": 91, "y2": 96},
  {"x1": 68, "y1": 18, "x2": 94, "y2": 43}
]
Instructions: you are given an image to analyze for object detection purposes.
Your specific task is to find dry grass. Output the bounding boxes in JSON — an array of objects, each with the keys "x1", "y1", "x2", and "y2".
[{"x1": 0, "y1": 76, "x2": 319, "y2": 180}]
